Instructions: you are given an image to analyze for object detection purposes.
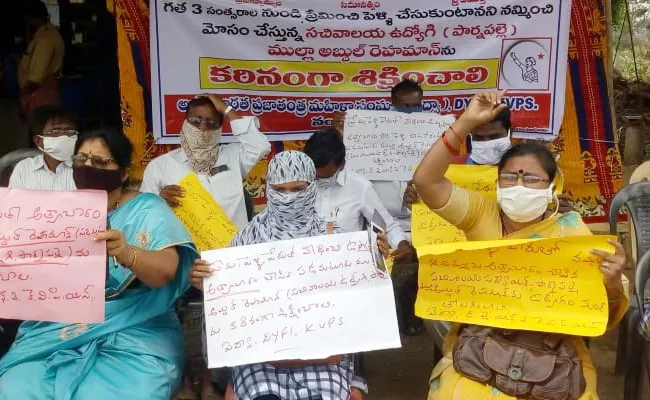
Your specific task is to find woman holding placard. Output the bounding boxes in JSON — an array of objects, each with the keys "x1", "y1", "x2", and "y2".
[
  {"x1": 0, "y1": 129, "x2": 198, "y2": 399},
  {"x1": 412, "y1": 91, "x2": 627, "y2": 400}
]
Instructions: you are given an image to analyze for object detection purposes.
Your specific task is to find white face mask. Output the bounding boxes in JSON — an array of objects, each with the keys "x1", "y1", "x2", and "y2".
[
  {"x1": 497, "y1": 184, "x2": 555, "y2": 223},
  {"x1": 316, "y1": 170, "x2": 340, "y2": 189},
  {"x1": 469, "y1": 135, "x2": 511, "y2": 165},
  {"x1": 39, "y1": 135, "x2": 77, "y2": 162}
]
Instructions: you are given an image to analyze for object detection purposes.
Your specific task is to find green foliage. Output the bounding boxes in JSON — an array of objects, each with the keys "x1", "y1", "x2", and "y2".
[{"x1": 614, "y1": 46, "x2": 650, "y2": 82}]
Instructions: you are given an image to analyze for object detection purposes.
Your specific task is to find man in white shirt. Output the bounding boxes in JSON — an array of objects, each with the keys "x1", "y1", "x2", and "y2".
[
  {"x1": 304, "y1": 129, "x2": 415, "y2": 263},
  {"x1": 140, "y1": 94, "x2": 271, "y2": 230},
  {"x1": 9, "y1": 105, "x2": 77, "y2": 191}
]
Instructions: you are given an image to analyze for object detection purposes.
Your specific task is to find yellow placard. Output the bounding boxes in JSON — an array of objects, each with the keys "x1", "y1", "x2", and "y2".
[
  {"x1": 174, "y1": 173, "x2": 238, "y2": 251},
  {"x1": 415, "y1": 235, "x2": 613, "y2": 336},
  {"x1": 411, "y1": 165, "x2": 496, "y2": 247},
  {"x1": 199, "y1": 58, "x2": 499, "y2": 92},
  {"x1": 411, "y1": 165, "x2": 565, "y2": 247}
]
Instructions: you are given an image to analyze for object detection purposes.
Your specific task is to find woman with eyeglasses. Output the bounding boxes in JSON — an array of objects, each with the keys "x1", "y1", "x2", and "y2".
[
  {"x1": 141, "y1": 94, "x2": 271, "y2": 230},
  {"x1": 413, "y1": 91, "x2": 628, "y2": 400},
  {"x1": 0, "y1": 129, "x2": 198, "y2": 400}
]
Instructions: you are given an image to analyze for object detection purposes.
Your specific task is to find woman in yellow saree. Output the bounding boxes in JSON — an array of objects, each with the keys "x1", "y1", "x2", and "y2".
[{"x1": 413, "y1": 90, "x2": 628, "y2": 400}]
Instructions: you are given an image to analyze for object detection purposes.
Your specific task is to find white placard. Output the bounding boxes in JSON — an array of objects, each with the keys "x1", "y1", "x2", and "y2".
[
  {"x1": 202, "y1": 231, "x2": 401, "y2": 368},
  {"x1": 343, "y1": 110, "x2": 456, "y2": 181}
]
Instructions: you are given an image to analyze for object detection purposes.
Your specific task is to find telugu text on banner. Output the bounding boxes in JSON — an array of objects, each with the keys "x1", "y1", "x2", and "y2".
[
  {"x1": 151, "y1": 0, "x2": 572, "y2": 143},
  {"x1": 415, "y1": 235, "x2": 612, "y2": 337},
  {"x1": 0, "y1": 188, "x2": 107, "y2": 323},
  {"x1": 201, "y1": 231, "x2": 401, "y2": 368}
]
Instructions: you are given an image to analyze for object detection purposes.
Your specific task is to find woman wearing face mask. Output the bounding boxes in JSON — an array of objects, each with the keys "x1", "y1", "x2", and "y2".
[
  {"x1": 141, "y1": 94, "x2": 271, "y2": 230},
  {"x1": 0, "y1": 129, "x2": 198, "y2": 400},
  {"x1": 413, "y1": 91, "x2": 628, "y2": 400},
  {"x1": 9, "y1": 105, "x2": 78, "y2": 190},
  {"x1": 190, "y1": 151, "x2": 367, "y2": 400}
]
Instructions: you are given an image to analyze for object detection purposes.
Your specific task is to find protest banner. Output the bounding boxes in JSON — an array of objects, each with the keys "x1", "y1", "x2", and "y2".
[
  {"x1": 415, "y1": 235, "x2": 613, "y2": 336},
  {"x1": 343, "y1": 110, "x2": 455, "y2": 181},
  {"x1": 151, "y1": 0, "x2": 572, "y2": 143},
  {"x1": 173, "y1": 173, "x2": 238, "y2": 251},
  {"x1": 201, "y1": 231, "x2": 401, "y2": 368},
  {"x1": 0, "y1": 188, "x2": 107, "y2": 323}
]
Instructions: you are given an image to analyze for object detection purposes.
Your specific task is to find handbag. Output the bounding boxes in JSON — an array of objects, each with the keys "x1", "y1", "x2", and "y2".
[{"x1": 453, "y1": 325, "x2": 586, "y2": 400}]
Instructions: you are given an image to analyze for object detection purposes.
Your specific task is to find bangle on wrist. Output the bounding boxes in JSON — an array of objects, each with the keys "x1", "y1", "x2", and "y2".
[
  {"x1": 441, "y1": 132, "x2": 459, "y2": 155},
  {"x1": 448, "y1": 125, "x2": 464, "y2": 142},
  {"x1": 224, "y1": 105, "x2": 233, "y2": 116}
]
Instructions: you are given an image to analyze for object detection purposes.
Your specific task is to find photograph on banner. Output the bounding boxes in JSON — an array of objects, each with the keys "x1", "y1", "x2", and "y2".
[
  {"x1": 0, "y1": 188, "x2": 107, "y2": 323},
  {"x1": 173, "y1": 173, "x2": 238, "y2": 251},
  {"x1": 201, "y1": 231, "x2": 401, "y2": 368},
  {"x1": 151, "y1": 0, "x2": 571, "y2": 144},
  {"x1": 415, "y1": 235, "x2": 613, "y2": 336}
]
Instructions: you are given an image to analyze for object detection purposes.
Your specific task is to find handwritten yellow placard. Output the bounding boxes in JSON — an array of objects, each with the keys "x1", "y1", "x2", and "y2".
[
  {"x1": 411, "y1": 165, "x2": 565, "y2": 247},
  {"x1": 174, "y1": 173, "x2": 238, "y2": 251},
  {"x1": 415, "y1": 235, "x2": 613, "y2": 336}
]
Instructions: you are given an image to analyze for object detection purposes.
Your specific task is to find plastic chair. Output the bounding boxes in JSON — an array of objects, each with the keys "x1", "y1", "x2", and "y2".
[
  {"x1": 0, "y1": 148, "x2": 41, "y2": 187},
  {"x1": 609, "y1": 182, "x2": 650, "y2": 399}
]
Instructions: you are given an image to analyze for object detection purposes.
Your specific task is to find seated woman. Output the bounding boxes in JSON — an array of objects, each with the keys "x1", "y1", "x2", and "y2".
[
  {"x1": 191, "y1": 151, "x2": 366, "y2": 400},
  {"x1": 413, "y1": 91, "x2": 628, "y2": 400},
  {"x1": 0, "y1": 129, "x2": 197, "y2": 399}
]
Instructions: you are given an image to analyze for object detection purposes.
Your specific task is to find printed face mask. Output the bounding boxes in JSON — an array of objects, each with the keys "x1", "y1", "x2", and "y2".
[
  {"x1": 180, "y1": 119, "x2": 221, "y2": 174},
  {"x1": 469, "y1": 135, "x2": 511, "y2": 166},
  {"x1": 497, "y1": 184, "x2": 554, "y2": 223},
  {"x1": 40, "y1": 135, "x2": 77, "y2": 162}
]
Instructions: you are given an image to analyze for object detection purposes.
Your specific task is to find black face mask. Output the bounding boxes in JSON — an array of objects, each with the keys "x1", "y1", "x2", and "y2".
[{"x1": 73, "y1": 165, "x2": 123, "y2": 192}]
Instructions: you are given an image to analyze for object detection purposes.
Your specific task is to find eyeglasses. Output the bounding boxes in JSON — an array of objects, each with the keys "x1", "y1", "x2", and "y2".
[
  {"x1": 498, "y1": 172, "x2": 549, "y2": 188},
  {"x1": 187, "y1": 116, "x2": 220, "y2": 129},
  {"x1": 72, "y1": 154, "x2": 116, "y2": 168},
  {"x1": 41, "y1": 129, "x2": 78, "y2": 137}
]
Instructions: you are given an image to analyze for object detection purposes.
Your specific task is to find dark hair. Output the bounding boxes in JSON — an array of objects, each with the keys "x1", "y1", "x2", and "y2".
[
  {"x1": 492, "y1": 106, "x2": 512, "y2": 131},
  {"x1": 185, "y1": 97, "x2": 223, "y2": 126},
  {"x1": 497, "y1": 143, "x2": 557, "y2": 181},
  {"x1": 24, "y1": 0, "x2": 49, "y2": 20},
  {"x1": 75, "y1": 128, "x2": 133, "y2": 170},
  {"x1": 391, "y1": 79, "x2": 423, "y2": 99},
  {"x1": 304, "y1": 128, "x2": 346, "y2": 168},
  {"x1": 28, "y1": 105, "x2": 76, "y2": 138}
]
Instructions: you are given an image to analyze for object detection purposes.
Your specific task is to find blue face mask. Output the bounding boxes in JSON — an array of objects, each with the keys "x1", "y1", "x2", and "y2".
[{"x1": 393, "y1": 105, "x2": 423, "y2": 114}]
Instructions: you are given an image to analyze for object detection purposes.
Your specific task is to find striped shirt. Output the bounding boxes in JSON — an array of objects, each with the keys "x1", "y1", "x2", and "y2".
[
  {"x1": 140, "y1": 117, "x2": 271, "y2": 229},
  {"x1": 8, "y1": 154, "x2": 75, "y2": 191}
]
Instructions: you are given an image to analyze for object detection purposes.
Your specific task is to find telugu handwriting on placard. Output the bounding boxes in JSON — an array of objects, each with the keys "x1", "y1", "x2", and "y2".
[
  {"x1": 344, "y1": 110, "x2": 455, "y2": 181},
  {"x1": 415, "y1": 236, "x2": 613, "y2": 336},
  {"x1": 174, "y1": 173, "x2": 238, "y2": 251},
  {"x1": 201, "y1": 231, "x2": 401, "y2": 368},
  {"x1": 0, "y1": 188, "x2": 107, "y2": 323}
]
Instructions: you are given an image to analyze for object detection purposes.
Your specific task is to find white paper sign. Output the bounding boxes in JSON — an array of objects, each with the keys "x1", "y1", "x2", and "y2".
[
  {"x1": 344, "y1": 110, "x2": 456, "y2": 181},
  {"x1": 202, "y1": 231, "x2": 401, "y2": 368}
]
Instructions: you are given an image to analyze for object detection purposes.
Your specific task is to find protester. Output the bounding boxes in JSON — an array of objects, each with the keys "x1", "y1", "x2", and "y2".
[
  {"x1": 0, "y1": 128, "x2": 198, "y2": 399},
  {"x1": 190, "y1": 151, "x2": 366, "y2": 400},
  {"x1": 304, "y1": 129, "x2": 414, "y2": 263},
  {"x1": 9, "y1": 105, "x2": 76, "y2": 190},
  {"x1": 141, "y1": 94, "x2": 271, "y2": 230},
  {"x1": 18, "y1": 0, "x2": 64, "y2": 123},
  {"x1": 458, "y1": 106, "x2": 512, "y2": 166},
  {"x1": 413, "y1": 90, "x2": 628, "y2": 399}
]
